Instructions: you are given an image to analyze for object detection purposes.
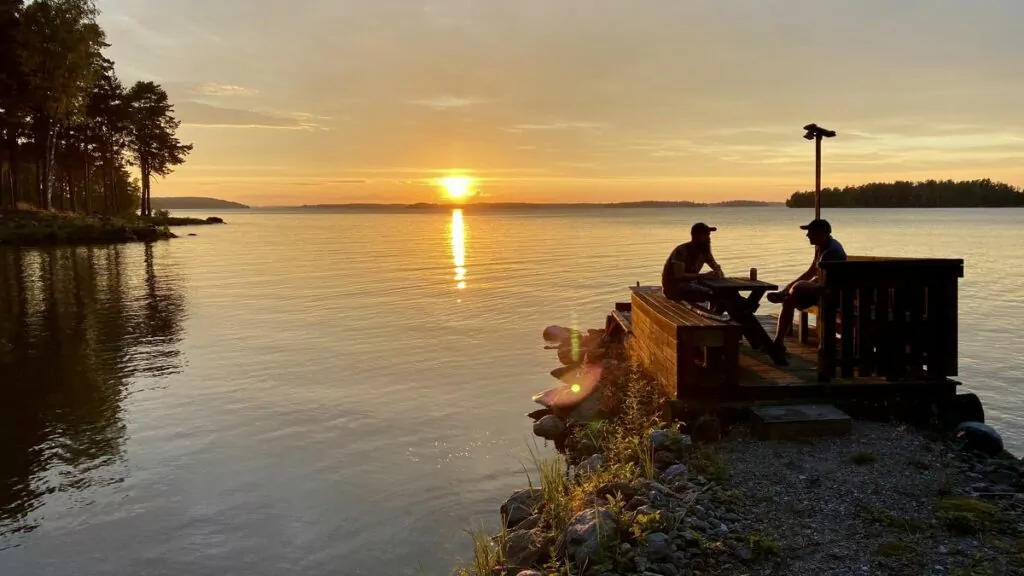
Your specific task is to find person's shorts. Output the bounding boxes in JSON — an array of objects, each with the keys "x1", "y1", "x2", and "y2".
[{"x1": 663, "y1": 282, "x2": 713, "y2": 303}]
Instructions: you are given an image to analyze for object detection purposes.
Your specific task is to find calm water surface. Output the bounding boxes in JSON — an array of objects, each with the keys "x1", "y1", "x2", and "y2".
[{"x1": 1, "y1": 207, "x2": 1022, "y2": 575}]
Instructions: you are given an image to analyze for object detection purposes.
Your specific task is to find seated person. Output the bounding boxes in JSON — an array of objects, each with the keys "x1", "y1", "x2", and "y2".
[
  {"x1": 766, "y1": 218, "x2": 847, "y2": 353},
  {"x1": 661, "y1": 222, "x2": 723, "y2": 304}
]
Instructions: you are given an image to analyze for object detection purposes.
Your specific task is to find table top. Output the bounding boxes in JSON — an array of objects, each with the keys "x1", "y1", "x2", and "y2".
[{"x1": 699, "y1": 277, "x2": 779, "y2": 291}]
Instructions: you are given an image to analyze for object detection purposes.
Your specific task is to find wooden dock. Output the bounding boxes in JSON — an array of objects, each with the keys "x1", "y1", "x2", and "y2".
[{"x1": 608, "y1": 256, "x2": 983, "y2": 427}]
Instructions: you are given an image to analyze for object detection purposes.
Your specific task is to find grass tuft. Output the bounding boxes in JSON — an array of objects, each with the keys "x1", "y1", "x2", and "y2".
[{"x1": 749, "y1": 533, "x2": 779, "y2": 558}]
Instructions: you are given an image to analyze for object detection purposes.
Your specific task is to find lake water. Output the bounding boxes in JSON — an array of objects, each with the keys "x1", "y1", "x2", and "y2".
[{"x1": 1, "y1": 207, "x2": 1022, "y2": 575}]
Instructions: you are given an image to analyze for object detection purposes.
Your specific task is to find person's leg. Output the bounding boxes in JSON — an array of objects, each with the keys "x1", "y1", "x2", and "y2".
[{"x1": 774, "y1": 296, "x2": 796, "y2": 347}]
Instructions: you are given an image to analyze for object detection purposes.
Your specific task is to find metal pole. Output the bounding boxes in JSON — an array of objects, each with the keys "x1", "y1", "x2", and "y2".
[{"x1": 814, "y1": 134, "x2": 822, "y2": 220}]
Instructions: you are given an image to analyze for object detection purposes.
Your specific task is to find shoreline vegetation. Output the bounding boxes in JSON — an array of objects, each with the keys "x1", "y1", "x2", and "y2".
[
  {"x1": 787, "y1": 179, "x2": 1024, "y2": 208},
  {"x1": 0, "y1": 207, "x2": 223, "y2": 246},
  {"x1": 455, "y1": 328, "x2": 1024, "y2": 576}
]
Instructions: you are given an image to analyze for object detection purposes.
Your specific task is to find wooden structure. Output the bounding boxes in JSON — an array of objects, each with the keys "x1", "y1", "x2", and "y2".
[
  {"x1": 609, "y1": 257, "x2": 972, "y2": 421},
  {"x1": 626, "y1": 286, "x2": 742, "y2": 397},
  {"x1": 802, "y1": 257, "x2": 963, "y2": 383}
]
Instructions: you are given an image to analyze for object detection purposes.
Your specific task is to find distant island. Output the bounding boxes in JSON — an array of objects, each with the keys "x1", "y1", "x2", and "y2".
[
  {"x1": 787, "y1": 179, "x2": 1024, "y2": 208},
  {"x1": 293, "y1": 200, "x2": 782, "y2": 211},
  {"x1": 151, "y1": 197, "x2": 251, "y2": 210}
]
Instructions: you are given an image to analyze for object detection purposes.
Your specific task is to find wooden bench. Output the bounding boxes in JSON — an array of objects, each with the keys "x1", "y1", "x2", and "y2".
[{"x1": 628, "y1": 286, "x2": 743, "y2": 399}]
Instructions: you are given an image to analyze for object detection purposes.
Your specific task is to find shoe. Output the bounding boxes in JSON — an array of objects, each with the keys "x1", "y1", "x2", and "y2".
[{"x1": 766, "y1": 291, "x2": 785, "y2": 304}]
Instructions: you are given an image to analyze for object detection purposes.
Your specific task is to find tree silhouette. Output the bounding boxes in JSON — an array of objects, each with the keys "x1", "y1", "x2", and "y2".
[
  {"x1": 786, "y1": 179, "x2": 1024, "y2": 209},
  {"x1": 126, "y1": 82, "x2": 192, "y2": 217},
  {"x1": 0, "y1": 0, "x2": 190, "y2": 216}
]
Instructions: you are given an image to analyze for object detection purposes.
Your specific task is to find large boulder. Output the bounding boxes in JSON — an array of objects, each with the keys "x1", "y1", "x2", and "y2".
[
  {"x1": 955, "y1": 421, "x2": 1004, "y2": 456},
  {"x1": 564, "y1": 507, "x2": 619, "y2": 567},
  {"x1": 205, "y1": 216, "x2": 224, "y2": 224},
  {"x1": 533, "y1": 415, "x2": 566, "y2": 441},
  {"x1": 505, "y1": 529, "x2": 551, "y2": 571},
  {"x1": 501, "y1": 488, "x2": 544, "y2": 529}
]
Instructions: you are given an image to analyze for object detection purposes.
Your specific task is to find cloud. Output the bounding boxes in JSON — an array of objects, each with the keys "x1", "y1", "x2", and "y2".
[
  {"x1": 409, "y1": 96, "x2": 488, "y2": 109},
  {"x1": 175, "y1": 101, "x2": 326, "y2": 130},
  {"x1": 194, "y1": 82, "x2": 259, "y2": 97},
  {"x1": 505, "y1": 122, "x2": 606, "y2": 132}
]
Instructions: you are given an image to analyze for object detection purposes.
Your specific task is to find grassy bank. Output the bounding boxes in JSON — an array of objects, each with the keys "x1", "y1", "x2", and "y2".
[
  {"x1": 0, "y1": 208, "x2": 222, "y2": 246},
  {"x1": 457, "y1": 345, "x2": 1024, "y2": 575}
]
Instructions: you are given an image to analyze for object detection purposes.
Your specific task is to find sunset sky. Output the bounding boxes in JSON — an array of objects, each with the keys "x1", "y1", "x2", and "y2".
[{"x1": 96, "y1": 0, "x2": 1024, "y2": 205}]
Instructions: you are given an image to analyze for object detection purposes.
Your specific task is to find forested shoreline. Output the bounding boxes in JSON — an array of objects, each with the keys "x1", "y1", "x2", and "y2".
[
  {"x1": 786, "y1": 179, "x2": 1024, "y2": 208},
  {"x1": 0, "y1": 0, "x2": 191, "y2": 218}
]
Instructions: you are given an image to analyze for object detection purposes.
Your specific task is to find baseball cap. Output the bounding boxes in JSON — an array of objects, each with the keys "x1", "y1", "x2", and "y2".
[
  {"x1": 691, "y1": 222, "x2": 717, "y2": 235},
  {"x1": 799, "y1": 219, "x2": 832, "y2": 233}
]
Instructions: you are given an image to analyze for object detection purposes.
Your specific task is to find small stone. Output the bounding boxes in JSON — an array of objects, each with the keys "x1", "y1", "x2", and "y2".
[
  {"x1": 565, "y1": 508, "x2": 619, "y2": 567},
  {"x1": 533, "y1": 415, "x2": 565, "y2": 440},
  {"x1": 986, "y1": 470, "x2": 1018, "y2": 487},
  {"x1": 577, "y1": 454, "x2": 604, "y2": 476},
  {"x1": 655, "y1": 450, "x2": 677, "y2": 469},
  {"x1": 651, "y1": 429, "x2": 677, "y2": 451},
  {"x1": 662, "y1": 464, "x2": 688, "y2": 481},
  {"x1": 516, "y1": 571, "x2": 543, "y2": 576},
  {"x1": 620, "y1": 542, "x2": 633, "y2": 553},
  {"x1": 597, "y1": 481, "x2": 636, "y2": 501},
  {"x1": 966, "y1": 472, "x2": 984, "y2": 480},
  {"x1": 505, "y1": 529, "x2": 550, "y2": 571},
  {"x1": 733, "y1": 545, "x2": 753, "y2": 563},
  {"x1": 938, "y1": 545, "x2": 948, "y2": 554},
  {"x1": 722, "y1": 512, "x2": 742, "y2": 523},
  {"x1": 656, "y1": 562, "x2": 680, "y2": 576},
  {"x1": 644, "y1": 532, "x2": 672, "y2": 559},
  {"x1": 690, "y1": 519, "x2": 710, "y2": 533},
  {"x1": 501, "y1": 488, "x2": 544, "y2": 529},
  {"x1": 516, "y1": 514, "x2": 542, "y2": 531},
  {"x1": 681, "y1": 529, "x2": 701, "y2": 546},
  {"x1": 671, "y1": 551, "x2": 689, "y2": 569},
  {"x1": 954, "y1": 421, "x2": 1004, "y2": 456}
]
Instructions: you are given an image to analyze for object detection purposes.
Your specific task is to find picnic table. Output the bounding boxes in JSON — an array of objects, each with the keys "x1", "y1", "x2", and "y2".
[{"x1": 697, "y1": 277, "x2": 784, "y2": 364}]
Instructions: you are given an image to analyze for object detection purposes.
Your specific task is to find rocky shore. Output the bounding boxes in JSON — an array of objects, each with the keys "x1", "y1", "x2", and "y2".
[
  {"x1": 455, "y1": 327, "x2": 1023, "y2": 576},
  {"x1": 0, "y1": 209, "x2": 224, "y2": 246}
]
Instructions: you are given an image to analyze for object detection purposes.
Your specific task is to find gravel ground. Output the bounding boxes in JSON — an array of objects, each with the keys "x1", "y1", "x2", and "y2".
[{"x1": 716, "y1": 421, "x2": 1024, "y2": 576}]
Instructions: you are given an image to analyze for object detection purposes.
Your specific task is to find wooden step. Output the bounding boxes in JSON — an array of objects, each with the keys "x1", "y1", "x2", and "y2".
[{"x1": 750, "y1": 404, "x2": 852, "y2": 440}]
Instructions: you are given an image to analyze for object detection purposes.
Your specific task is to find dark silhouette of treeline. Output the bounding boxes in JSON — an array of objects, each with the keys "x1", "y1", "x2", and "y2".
[
  {"x1": 0, "y1": 244, "x2": 186, "y2": 534},
  {"x1": 0, "y1": 0, "x2": 191, "y2": 217},
  {"x1": 786, "y1": 179, "x2": 1024, "y2": 208}
]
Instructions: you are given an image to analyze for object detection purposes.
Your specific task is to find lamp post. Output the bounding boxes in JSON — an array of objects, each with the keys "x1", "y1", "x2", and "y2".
[{"x1": 803, "y1": 123, "x2": 837, "y2": 219}]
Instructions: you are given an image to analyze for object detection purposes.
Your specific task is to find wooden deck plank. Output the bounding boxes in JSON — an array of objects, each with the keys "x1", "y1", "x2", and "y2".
[{"x1": 736, "y1": 315, "x2": 939, "y2": 389}]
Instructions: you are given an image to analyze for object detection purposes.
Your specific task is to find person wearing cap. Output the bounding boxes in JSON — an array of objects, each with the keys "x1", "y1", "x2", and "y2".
[
  {"x1": 660, "y1": 222, "x2": 724, "y2": 303},
  {"x1": 766, "y1": 218, "x2": 847, "y2": 354}
]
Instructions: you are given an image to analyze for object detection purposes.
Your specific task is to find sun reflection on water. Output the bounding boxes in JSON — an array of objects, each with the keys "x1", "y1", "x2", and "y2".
[{"x1": 450, "y1": 209, "x2": 467, "y2": 290}]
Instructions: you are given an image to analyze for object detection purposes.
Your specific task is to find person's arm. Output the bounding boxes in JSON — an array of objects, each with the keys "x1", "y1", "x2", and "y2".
[
  {"x1": 670, "y1": 246, "x2": 716, "y2": 281},
  {"x1": 783, "y1": 261, "x2": 818, "y2": 292}
]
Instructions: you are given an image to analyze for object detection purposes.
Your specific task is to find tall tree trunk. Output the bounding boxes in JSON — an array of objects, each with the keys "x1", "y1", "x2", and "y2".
[
  {"x1": 34, "y1": 116, "x2": 49, "y2": 209},
  {"x1": 141, "y1": 158, "x2": 151, "y2": 217},
  {"x1": 83, "y1": 160, "x2": 91, "y2": 214},
  {"x1": 68, "y1": 171, "x2": 77, "y2": 213},
  {"x1": 6, "y1": 130, "x2": 19, "y2": 208}
]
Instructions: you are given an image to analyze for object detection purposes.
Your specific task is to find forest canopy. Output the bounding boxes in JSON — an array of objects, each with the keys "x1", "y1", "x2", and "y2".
[
  {"x1": 0, "y1": 0, "x2": 191, "y2": 217},
  {"x1": 786, "y1": 179, "x2": 1024, "y2": 208}
]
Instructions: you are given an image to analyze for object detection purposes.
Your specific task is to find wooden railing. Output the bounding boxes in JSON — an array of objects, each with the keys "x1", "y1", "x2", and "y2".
[{"x1": 816, "y1": 257, "x2": 964, "y2": 382}]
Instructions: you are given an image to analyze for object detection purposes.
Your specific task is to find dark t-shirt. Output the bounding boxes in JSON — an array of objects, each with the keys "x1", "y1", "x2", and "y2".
[
  {"x1": 814, "y1": 237, "x2": 847, "y2": 264},
  {"x1": 661, "y1": 241, "x2": 711, "y2": 289}
]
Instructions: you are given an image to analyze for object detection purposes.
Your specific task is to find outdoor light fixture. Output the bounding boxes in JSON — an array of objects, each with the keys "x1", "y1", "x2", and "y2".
[{"x1": 803, "y1": 123, "x2": 837, "y2": 218}]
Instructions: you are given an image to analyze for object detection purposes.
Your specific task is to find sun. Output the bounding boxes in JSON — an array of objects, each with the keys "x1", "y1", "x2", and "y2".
[{"x1": 438, "y1": 176, "x2": 475, "y2": 202}]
